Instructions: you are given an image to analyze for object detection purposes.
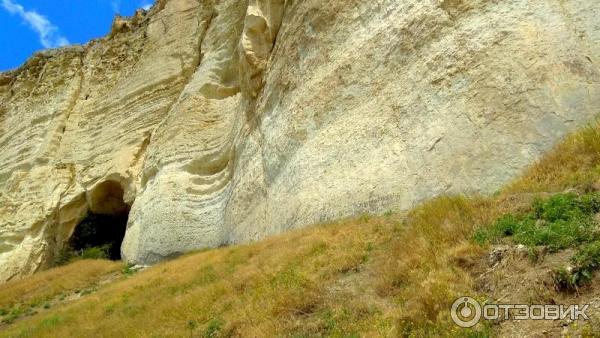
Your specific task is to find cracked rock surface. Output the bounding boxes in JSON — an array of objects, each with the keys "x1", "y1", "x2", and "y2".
[{"x1": 1, "y1": 0, "x2": 599, "y2": 281}]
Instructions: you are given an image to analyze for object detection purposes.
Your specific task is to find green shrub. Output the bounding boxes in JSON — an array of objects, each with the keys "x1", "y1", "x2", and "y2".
[
  {"x1": 513, "y1": 218, "x2": 590, "y2": 252},
  {"x1": 533, "y1": 193, "x2": 582, "y2": 222},
  {"x1": 122, "y1": 263, "x2": 137, "y2": 276},
  {"x1": 557, "y1": 240, "x2": 600, "y2": 290},
  {"x1": 80, "y1": 245, "x2": 110, "y2": 260},
  {"x1": 472, "y1": 214, "x2": 520, "y2": 245},
  {"x1": 55, "y1": 247, "x2": 78, "y2": 266},
  {"x1": 573, "y1": 240, "x2": 600, "y2": 270},
  {"x1": 473, "y1": 192, "x2": 600, "y2": 251},
  {"x1": 552, "y1": 268, "x2": 579, "y2": 292},
  {"x1": 203, "y1": 317, "x2": 223, "y2": 338},
  {"x1": 476, "y1": 193, "x2": 600, "y2": 292}
]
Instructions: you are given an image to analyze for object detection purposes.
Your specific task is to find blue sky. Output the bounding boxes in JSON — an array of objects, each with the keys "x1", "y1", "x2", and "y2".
[{"x1": 0, "y1": 0, "x2": 153, "y2": 71}]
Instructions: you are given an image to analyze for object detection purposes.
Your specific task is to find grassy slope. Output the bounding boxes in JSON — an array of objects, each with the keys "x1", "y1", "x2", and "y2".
[
  {"x1": 2, "y1": 123, "x2": 600, "y2": 337},
  {"x1": 0, "y1": 260, "x2": 122, "y2": 309}
]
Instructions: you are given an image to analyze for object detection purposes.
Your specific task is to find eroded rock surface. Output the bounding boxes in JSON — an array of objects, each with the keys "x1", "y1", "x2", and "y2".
[{"x1": 1, "y1": 0, "x2": 599, "y2": 281}]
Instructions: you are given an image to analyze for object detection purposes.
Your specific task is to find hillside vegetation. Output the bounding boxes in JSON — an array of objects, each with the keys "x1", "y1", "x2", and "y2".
[{"x1": 2, "y1": 122, "x2": 600, "y2": 337}]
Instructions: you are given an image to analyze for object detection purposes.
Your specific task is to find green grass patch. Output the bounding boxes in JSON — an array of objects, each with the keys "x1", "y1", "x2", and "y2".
[
  {"x1": 202, "y1": 317, "x2": 224, "y2": 338},
  {"x1": 474, "y1": 192, "x2": 600, "y2": 291},
  {"x1": 554, "y1": 240, "x2": 600, "y2": 291},
  {"x1": 1, "y1": 306, "x2": 37, "y2": 325},
  {"x1": 473, "y1": 193, "x2": 600, "y2": 251}
]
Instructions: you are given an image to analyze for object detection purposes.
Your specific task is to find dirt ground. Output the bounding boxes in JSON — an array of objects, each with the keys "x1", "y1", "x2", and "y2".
[{"x1": 474, "y1": 245, "x2": 600, "y2": 337}]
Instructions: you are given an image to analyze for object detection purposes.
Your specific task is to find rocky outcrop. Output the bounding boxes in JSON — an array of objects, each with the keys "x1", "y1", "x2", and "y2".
[{"x1": 1, "y1": 0, "x2": 599, "y2": 281}]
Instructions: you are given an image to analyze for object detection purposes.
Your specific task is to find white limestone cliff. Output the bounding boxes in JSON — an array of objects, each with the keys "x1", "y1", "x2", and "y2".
[{"x1": 1, "y1": 0, "x2": 599, "y2": 281}]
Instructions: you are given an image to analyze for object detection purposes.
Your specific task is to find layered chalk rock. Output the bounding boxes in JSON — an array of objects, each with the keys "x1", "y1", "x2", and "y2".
[{"x1": 1, "y1": 0, "x2": 599, "y2": 281}]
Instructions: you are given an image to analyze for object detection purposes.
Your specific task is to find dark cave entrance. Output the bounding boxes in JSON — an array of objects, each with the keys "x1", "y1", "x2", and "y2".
[
  {"x1": 68, "y1": 212, "x2": 129, "y2": 260},
  {"x1": 67, "y1": 181, "x2": 130, "y2": 261}
]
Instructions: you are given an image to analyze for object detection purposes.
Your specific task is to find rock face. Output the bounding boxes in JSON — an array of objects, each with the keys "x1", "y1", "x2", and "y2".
[{"x1": 1, "y1": 0, "x2": 599, "y2": 281}]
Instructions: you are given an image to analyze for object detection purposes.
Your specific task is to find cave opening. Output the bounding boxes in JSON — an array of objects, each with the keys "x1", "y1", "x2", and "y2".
[
  {"x1": 68, "y1": 212, "x2": 129, "y2": 260},
  {"x1": 66, "y1": 181, "x2": 130, "y2": 261}
]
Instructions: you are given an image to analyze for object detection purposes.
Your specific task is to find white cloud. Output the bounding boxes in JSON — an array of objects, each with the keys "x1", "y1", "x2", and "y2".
[{"x1": 1, "y1": 0, "x2": 69, "y2": 49}]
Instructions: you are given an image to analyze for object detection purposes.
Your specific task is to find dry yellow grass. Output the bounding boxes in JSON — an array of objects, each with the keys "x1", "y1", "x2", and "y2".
[
  {"x1": 2, "y1": 218, "x2": 399, "y2": 337},
  {"x1": 374, "y1": 194, "x2": 541, "y2": 337},
  {"x1": 0, "y1": 201, "x2": 526, "y2": 337},
  {"x1": 505, "y1": 121, "x2": 600, "y2": 194},
  {"x1": 2, "y1": 122, "x2": 600, "y2": 337},
  {"x1": 0, "y1": 259, "x2": 121, "y2": 310}
]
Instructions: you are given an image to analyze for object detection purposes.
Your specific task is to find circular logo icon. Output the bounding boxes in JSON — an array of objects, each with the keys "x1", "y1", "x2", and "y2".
[{"x1": 451, "y1": 297, "x2": 482, "y2": 328}]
